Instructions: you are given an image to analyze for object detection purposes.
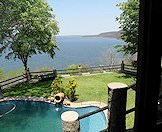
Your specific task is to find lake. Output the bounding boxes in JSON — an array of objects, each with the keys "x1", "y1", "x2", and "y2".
[{"x1": 0, "y1": 36, "x2": 125, "y2": 72}]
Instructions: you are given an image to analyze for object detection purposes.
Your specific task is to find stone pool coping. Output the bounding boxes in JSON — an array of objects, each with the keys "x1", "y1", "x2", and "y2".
[
  {"x1": 68, "y1": 101, "x2": 108, "y2": 120},
  {"x1": 0, "y1": 96, "x2": 108, "y2": 120}
]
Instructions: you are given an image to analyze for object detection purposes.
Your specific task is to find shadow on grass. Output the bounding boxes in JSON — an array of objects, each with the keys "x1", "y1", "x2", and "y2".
[
  {"x1": 116, "y1": 74, "x2": 135, "y2": 79},
  {"x1": 72, "y1": 94, "x2": 79, "y2": 102},
  {"x1": 2, "y1": 80, "x2": 79, "y2": 103},
  {"x1": 2, "y1": 80, "x2": 53, "y2": 98}
]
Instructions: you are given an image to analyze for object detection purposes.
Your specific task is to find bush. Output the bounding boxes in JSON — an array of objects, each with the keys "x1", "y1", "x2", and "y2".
[
  {"x1": 64, "y1": 64, "x2": 90, "y2": 75},
  {"x1": 50, "y1": 77, "x2": 78, "y2": 102},
  {"x1": 50, "y1": 77, "x2": 64, "y2": 94},
  {"x1": 65, "y1": 79, "x2": 78, "y2": 102},
  {"x1": 64, "y1": 64, "x2": 79, "y2": 74}
]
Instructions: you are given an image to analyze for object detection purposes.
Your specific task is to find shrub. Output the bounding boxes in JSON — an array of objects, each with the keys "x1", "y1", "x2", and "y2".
[
  {"x1": 50, "y1": 77, "x2": 64, "y2": 94},
  {"x1": 50, "y1": 77, "x2": 78, "y2": 102},
  {"x1": 64, "y1": 64, "x2": 79, "y2": 74},
  {"x1": 64, "y1": 64, "x2": 90, "y2": 75},
  {"x1": 65, "y1": 79, "x2": 78, "y2": 102}
]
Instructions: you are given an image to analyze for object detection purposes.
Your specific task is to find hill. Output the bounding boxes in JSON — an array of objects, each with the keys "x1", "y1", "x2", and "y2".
[{"x1": 83, "y1": 30, "x2": 122, "y2": 39}]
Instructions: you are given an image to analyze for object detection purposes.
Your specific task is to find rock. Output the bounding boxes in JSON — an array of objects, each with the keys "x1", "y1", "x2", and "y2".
[
  {"x1": 63, "y1": 99, "x2": 71, "y2": 106},
  {"x1": 48, "y1": 97, "x2": 55, "y2": 102}
]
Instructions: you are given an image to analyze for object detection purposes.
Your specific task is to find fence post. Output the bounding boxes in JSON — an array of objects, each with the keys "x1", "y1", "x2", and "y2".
[
  {"x1": 121, "y1": 61, "x2": 125, "y2": 72},
  {"x1": 78, "y1": 65, "x2": 82, "y2": 75},
  {"x1": 107, "y1": 82, "x2": 128, "y2": 132},
  {"x1": 61, "y1": 111, "x2": 80, "y2": 132},
  {"x1": 0, "y1": 85, "x2": 3, "y2": 99},
  {"x1": 53, "y1": 69, "x2": 57, "y2": 77},
  {"x1": 99, "y1": 65, "x2": 104, "y2": 73}
]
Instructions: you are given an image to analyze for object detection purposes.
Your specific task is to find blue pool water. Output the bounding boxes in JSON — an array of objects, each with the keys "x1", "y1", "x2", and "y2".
[{"x1": 0, "y1": 100, "x2": 107, "y2": 132}]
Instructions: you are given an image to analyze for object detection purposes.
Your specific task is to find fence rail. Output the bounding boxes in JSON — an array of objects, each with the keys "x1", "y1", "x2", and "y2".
[
  {"x1": 30, "y1": 70, "x2": 54, "y2": 74},
  {"x1": 0, "y1": 75, "x2": 26, "y2": 89},
  {"x1": 125, "y1": 66, "x2": 137, "y2": 71},
  {"x1": 0, "y1": 62, "x2": 137, "y2": 90},
  {"x1": 1, "y1": 77, "x2": 25, "y2": 87},
  {"x1": 56, "y1": 65, "x2": 121, "y2": 75},
  {"x1": 78, "y1": 106, "x2": 109, "y2": 120},
  {"x1": 0, "y1": 74, "x2": 24, "y2": 84}
]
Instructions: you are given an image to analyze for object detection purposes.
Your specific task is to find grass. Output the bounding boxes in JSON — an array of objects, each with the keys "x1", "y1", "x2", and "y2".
[
  {"x1": 0, "y1": 68, "x2": 24, "y2": 81},
  {"x1": 2, "y1": 80, "x2": 53, "y2": 98},
  {"x1": 2, "y1": 72, "x2": 136, "y2": 129},
  {"x1": 63, "y1": 72, "x2": 135, "y2": 104},
  {"x1": 63, "y1": 72, "x2": 136, "y2": 129}
]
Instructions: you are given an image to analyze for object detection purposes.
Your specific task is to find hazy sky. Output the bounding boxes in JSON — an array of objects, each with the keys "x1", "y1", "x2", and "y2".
[{"x1": 48, "y1": 0, "x2": 125, "y2": 36}]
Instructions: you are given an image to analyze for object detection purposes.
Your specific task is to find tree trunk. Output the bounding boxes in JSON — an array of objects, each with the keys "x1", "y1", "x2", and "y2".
[
  {"x1": 24, "y1": 62, "x2": 31, "y2": 82},
  {"x1": 19, "y1": 54, "x2": 31, "y2": 82}
]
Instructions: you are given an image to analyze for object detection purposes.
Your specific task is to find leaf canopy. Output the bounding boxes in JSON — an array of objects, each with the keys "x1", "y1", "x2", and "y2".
[
  {"x1": 116, "y1": 0, "x2": 139, "y2": 55},
  {"x1": 0, "y1": 0, "x2": 59, "y2": 64}
]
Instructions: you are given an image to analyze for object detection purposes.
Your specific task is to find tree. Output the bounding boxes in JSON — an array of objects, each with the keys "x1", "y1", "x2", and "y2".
[
  {"x1": 116, "y1": 0, "x2": 139, "y2": 55},
  {"x1": 100, "y1": 48, "x2": 122, "y2": 66},
  {"x1": 0, "y1": 0, "x2": 59, "y2": 81},
  {"x1": 122, "y1": 53, "x2": 137, "y2": 65}
]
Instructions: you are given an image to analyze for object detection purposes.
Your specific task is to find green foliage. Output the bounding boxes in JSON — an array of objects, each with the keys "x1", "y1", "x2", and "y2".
[
  {"x1": 3, "y1": 80, "x2": 52, "y2": 98},
  {"x1": 50, "y1": 77, "x2": 78, "y2": 101},
  {"x1": 0, "y1": 0, "x2": 59, "y2": 71},
  {"x1": 65, "y1": 79, "x2": 78, "y2": 101},
  {"x1": 50, "y1": 77, "x2": 64, "y2": 94},
  {"x1": 116, "y1": 0, "x2": 139, "y2": 55},
  {"x1": 64, "y1": 64, "x2": 90, "y2": 75},
  {"x1": 35, "y1": 67, "x2": 54, "y2": 72},
  {"x1": 64, "y1": 64, "x2": 79, "y2": 74},
  {"x1": 79, "y1": 64, "x2": 91, "y2": 72}
]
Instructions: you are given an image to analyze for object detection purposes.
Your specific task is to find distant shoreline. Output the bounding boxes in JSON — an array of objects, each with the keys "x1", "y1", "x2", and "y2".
[{"x1": 82, "y1": 30, "x2": 122, "y2": 39}]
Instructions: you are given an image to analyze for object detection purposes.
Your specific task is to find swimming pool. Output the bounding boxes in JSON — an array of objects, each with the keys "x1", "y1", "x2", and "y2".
[{"x1": 0, "y1": 100, "x2": 107, "y2": 132}]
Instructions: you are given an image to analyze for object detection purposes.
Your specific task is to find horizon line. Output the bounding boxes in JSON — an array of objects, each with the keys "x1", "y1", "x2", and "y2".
[{"x1": 56, "y1": 29, "x2": 120, "y2": 37}]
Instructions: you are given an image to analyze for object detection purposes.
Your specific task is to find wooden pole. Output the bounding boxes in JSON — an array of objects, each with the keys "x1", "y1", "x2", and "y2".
[
  {"x1": 107, "y1": 82, "x2": 128, "y2": 132},
  {"x1": 61, "y1": 111, "x2": 80, "y2": 132},
  {"x1": 0, "y1": 85, "x2": 3, "y2": 99},
  {"x1": 121, "y1": 61, "x2": 125, "y2": 72}
]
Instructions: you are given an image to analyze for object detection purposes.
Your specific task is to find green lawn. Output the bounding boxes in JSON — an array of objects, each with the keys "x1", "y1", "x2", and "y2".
[
  {"x1": 64, "y1": 72, "x2": 135, "y2": 104},
  {"x1": 2, "y1": 72, "x2": 136, "y2": 129}
]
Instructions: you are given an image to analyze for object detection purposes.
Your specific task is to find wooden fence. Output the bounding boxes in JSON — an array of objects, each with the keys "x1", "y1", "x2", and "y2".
[
  {"x1": 57, "y1": 65, "x2": 121, "y2": 75},
  {"x1": 0, "y1": 75, "x2": 26, "y2": 90},
  {"x1": 120, "y1": 61, "x2": 137, "y2": 76},
  {"x1": 0, "y1": 62, "x2": 137, "y2": 90}
]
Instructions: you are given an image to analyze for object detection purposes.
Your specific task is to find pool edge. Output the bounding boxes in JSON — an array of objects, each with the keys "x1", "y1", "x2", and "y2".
[{"x1": 0, "y1": 96, "x2": 108, "y2": 124}]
